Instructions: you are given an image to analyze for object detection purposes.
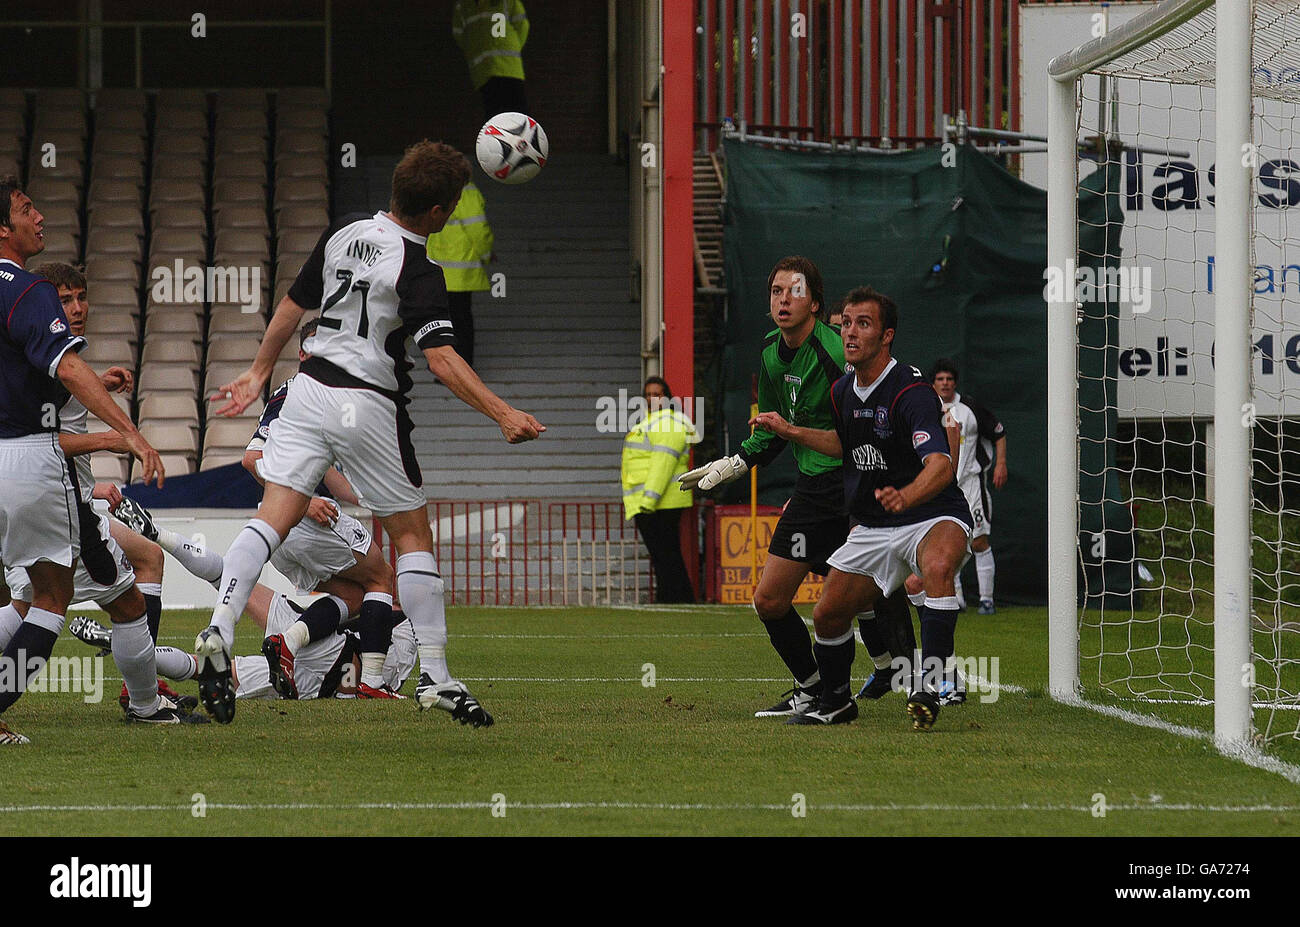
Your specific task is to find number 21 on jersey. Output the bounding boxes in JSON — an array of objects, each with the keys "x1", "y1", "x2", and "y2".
[{"x1": 319, "y1": 269, "x2": 371, "y2": 337}]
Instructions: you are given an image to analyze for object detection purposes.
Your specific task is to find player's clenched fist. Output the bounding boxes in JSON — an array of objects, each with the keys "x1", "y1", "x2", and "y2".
[
  {"x1": 500, "y1": 409, "x2": 545, "y2": 444},
  {"x1": 678, "y1": 454, "x2": 748, "y2": 491},
  {"x1": 874, "y1": 485, "x2": 908, "y2": 513}
]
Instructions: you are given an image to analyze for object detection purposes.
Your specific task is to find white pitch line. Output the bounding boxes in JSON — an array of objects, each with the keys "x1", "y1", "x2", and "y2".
[
  {"x1": 1110, "y1": 696, "x2": 1300, "y2": 711},
  {"x1": 0, "y1": 800, "x2": 1296, "y2": 815},
  {"x1": 99, "y1": 676, "x2": 797, "y2": 684},
  {"x1": 1058, "y1": 694, "x2": 1300, "y2": 786},
  {"x1": 148, "y1": 631, "x2": 768, "y2": 643}
]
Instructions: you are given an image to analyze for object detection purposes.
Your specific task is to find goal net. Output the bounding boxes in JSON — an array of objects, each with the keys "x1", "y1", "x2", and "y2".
[{"x1": 1047, "y1": 0, "x2": 1300, "y2": 757}]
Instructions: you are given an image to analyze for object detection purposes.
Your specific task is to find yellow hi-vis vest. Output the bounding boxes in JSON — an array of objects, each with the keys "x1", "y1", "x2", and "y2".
[
  {"x1": 621, "y1": 408, "x2": 696, "y2": 520},
  {"x1": 427, "y1": 182, "x2": 494, "y2": 292},
  {"x1": 452, "y1": 0, "x2": 529, "y2": 89}
]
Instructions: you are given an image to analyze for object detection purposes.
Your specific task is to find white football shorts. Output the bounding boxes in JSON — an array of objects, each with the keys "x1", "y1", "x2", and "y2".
[
  {"x1": 271, "y1": 508, "x2": 373, "y2": 594},
  {"x1": 0, "y1": 434, "x2": 80, "y2": 570},
  {"x1": 257, "y1": 373, "x2": 427, "y2": 516},
  {"x1": 958, "y1": 474, "x2": 990, "y2": 540},
  {"x1": 826, "y1": 515, "x2": 971, "y2": 596},
  {"x1": 234, "y1": 592, "x2": 348, "y2": 700},
  {"x1": 5, "y1": 501, "x2": 135, "y2": 605}
]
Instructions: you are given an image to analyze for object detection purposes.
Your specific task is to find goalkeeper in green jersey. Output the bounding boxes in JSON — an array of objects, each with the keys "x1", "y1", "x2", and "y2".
[{"x1": 680, "y1": 257, "x2": 855, "y2": 716}]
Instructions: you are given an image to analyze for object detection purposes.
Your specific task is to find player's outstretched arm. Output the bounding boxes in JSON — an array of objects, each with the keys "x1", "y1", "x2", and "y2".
[
  {"x1": 748, "y1": 411, "x2": 842, "y2": 459},
  {"x1": 211, "y1": 294, "x2": 306, "y2": 417},
  {"x1": 57, "y1": 351, "x2": 163, "y2": 486},
  {"x1": 58, "y1": 430, "x2": 130, "y2": 457},
  {"x1": 423, "y1": 345, "x2": 545, "y2": 443}
]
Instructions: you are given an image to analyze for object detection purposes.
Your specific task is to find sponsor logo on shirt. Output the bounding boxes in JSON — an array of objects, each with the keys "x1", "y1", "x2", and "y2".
[
  {"x1": 49, "y1": 318, "x2": 67, "y2": 334},
  {"x1": 912, "y1": 430, "x2": 931, "y2": 449},
  {"x1": 851, "y1": 443, "x2": 887, "y2": 471},
  {"x1": 783, "y1": 373, "x2": 801, "y2": 406}
]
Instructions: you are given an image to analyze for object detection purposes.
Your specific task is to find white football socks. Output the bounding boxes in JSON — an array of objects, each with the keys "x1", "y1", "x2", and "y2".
[
  {"x1": 397, "y1": 551, "x2": 450, "y2": 685},
  {"x1": 154, "y1": 646, "x2": 197, "y2": 681},
  {"x1": 360, "y1": 653, "x2": 387, "y2": 689},
  {"x1": 156, "y1": 527, "x2": 226, "y2": 585},
  {"x1": 210, "y1": 520, "x2": 281, "y2": 643},
  {"x1": 112, "y1": 614, "x2": 161, "y2": 714},
  {"x1": 975, "y1": 548, "x2": 995, "y2": 601},
  {"x1": 0, "y1": 603, "x2": 22, "y2": 651}
]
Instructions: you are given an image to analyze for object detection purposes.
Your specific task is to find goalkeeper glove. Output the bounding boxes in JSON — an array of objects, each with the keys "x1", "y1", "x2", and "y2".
[{"x1": 678, "y1": 454, "x2": 749, "y2": 491}]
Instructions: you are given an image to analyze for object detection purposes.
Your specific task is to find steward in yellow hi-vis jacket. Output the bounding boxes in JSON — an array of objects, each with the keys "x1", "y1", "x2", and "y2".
[
  {"x1": 452, "y1": 0, "x2": 530, "y2": 119},
  {"x1": 621, "y1": 378, "x2": 697, "y2": 603},
  {"x1": 427, "y1": 182, "x2": 494, "y2": 366}
]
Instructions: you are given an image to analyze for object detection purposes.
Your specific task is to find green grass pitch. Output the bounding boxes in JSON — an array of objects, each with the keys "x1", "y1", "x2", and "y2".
[{"x1": 1, "y1": 603, "x2": 1297, "y2": 836}]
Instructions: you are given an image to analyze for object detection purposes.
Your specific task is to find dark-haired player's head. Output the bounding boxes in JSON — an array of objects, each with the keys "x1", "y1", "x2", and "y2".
[
  {"x1": 0, "y1": 175, "x2": 45, "y2": 267},
  {"x1": 930, "y1": 358, "x2": 958, "y2": 403},
  {"x1": 840, "y1": 286, "x2": 898, "y2": 374},
  {"x1": 298, "y1": 317, "x2": 319, "y2": 361},
  {"x1": 767, "y1": 256, "x2": 823, "y2": 334},
  {"x1": 827, "y1": 298, "x2": 845, "y2": 328},
  {"x1": 36, "y1": 262, "x2": 89, "y2": 336},
  {"x1": 390, "y1": 140, "x2": 471, "y2": 233}
]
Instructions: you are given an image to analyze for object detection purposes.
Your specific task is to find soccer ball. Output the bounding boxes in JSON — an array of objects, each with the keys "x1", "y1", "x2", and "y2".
[{"x1": 475, "y1": 112, "x2": 549, "y2": 185}]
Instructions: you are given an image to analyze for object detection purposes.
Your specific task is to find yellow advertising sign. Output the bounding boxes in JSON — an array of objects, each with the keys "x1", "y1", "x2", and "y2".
[{"x1": 716, "y1": 509, "x2": 824, "y2": 605}]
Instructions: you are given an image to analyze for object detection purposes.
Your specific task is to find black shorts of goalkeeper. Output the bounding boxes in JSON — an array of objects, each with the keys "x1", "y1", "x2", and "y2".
[{"x1": 765, "y1": 468, "x2": 848, "y2": 576}]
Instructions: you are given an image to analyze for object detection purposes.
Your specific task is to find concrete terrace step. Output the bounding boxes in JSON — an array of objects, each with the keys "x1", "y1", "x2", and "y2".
[{"x1": 409, "y1": 154, "x2": 634, "y2": 500}]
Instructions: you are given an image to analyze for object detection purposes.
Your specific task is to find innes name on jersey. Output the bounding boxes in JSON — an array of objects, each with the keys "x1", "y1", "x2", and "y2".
[{"x1": 290, "y1": 211, "x2": 458, "y2": 400}]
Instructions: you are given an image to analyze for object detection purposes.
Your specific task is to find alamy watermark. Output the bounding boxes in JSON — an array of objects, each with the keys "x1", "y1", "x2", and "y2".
[
  {"x1": 150, "y1": 260, "x2": 262, "y2": 313},
  {"x1": 887, "y1": 651, "x2": 1000, "y2": 704},
  {"x1": 0, "y1": 651, "x2": 104, "y2": 703},
  {"x1": 50, "y1": 857, "x2": 151, "y2": 907},
  {"x1": 596, "y1": 389, "x2": 704, "y2": 440},
  {"x1": 1043, "y1": 260, "x2": 1151, "y2": 315}
]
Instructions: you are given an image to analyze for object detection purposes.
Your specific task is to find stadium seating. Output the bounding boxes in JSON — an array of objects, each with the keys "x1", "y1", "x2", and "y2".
[{"x1": 12, "y1": 86, "x2": 330, "y2": 479}]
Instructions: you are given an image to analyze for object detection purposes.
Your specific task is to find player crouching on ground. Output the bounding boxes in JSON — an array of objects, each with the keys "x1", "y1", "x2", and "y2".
[
  {"x1": 749, "y1": 287, "x2": 972, "y2": 730},
  {"x1": 72, "y1": 581, "x2": 416, "y2": 702}
]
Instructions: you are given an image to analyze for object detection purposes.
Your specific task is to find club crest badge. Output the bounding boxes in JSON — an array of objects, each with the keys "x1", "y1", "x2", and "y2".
[{"x1": 873, "y1": 406, "x2": 891, "y2": 438}]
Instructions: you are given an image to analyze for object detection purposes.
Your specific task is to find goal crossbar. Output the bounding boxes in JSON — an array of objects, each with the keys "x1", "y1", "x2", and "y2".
[{"x1": 1047, "y1": 0, "x2": 1213, "y2": 83}]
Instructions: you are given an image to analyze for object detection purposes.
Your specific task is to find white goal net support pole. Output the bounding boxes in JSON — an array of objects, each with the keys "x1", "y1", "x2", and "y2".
[
  {"x1": 1211, "y1": 0, "x2": 1255, "y2": 750},
  {"x1": 1047, "y1": 0, "x2": 1257, "y2": 748}
]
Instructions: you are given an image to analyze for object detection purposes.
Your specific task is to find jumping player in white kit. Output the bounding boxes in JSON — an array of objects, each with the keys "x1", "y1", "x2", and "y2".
[{"x1": 198, "y1": 140, "x2": 544, "y2": 725}]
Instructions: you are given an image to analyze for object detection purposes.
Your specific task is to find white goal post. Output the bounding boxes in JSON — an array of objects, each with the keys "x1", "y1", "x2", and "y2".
[{"x1": 1046, "y1": 0, "x2": 1293, "y2": 752}]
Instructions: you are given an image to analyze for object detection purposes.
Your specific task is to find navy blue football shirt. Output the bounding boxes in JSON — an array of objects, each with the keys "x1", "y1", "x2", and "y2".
[
  {"x1": 830, "y1": 358, "x2": 973, "y2": 529},
  {"x1": 0, "y1": 259, "x2": 85, "y2": 438}
]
